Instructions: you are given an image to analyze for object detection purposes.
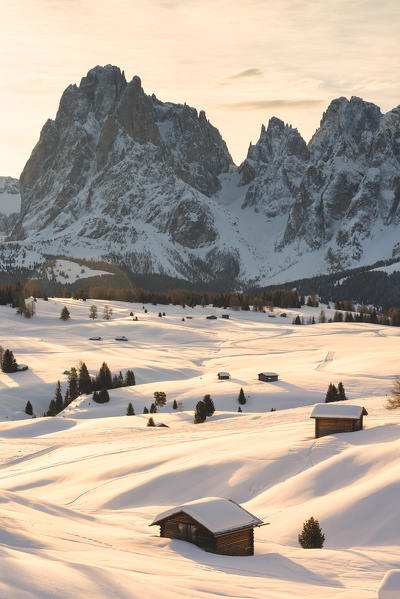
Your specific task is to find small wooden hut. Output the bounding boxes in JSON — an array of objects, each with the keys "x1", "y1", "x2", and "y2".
[
  {"x1": 218, "y1": 372, "x2": 230, "y2": 380},
  {"x1": 310, "y1": 403, "x2": 368, "y2": 438},
  {"x1": 258, "y1": 372, "x2": 279, "y2": 382},
  {"x1": 150, "y1": 497, "x2": 264, "y2": 556}
]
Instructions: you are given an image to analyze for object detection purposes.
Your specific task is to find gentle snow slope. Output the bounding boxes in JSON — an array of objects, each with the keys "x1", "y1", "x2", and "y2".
[{"x1": 0, "y1": 299, "x2": 399, "y2": 597}]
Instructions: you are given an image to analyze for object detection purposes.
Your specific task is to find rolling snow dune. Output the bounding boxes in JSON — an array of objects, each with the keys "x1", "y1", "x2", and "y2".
[{"x1": 0, "y1": 299, "x2": 399, "y2": 597}]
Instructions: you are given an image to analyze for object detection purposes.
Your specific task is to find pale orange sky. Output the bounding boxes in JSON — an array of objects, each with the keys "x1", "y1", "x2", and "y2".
[{"x1": 1, "y1": 0, "x2": 400, "y2": 177}]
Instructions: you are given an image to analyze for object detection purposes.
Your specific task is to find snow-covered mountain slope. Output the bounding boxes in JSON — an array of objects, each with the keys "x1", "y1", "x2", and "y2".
[
  {"x1": 4, "y1": 65, "x2": 400, "y2": 286},
  {"x1": 0, "y1": 176, "x2": 20, "y2": 238},
  {"x1": 0, "y1": 298, "x2": 399, "y2": 597}
]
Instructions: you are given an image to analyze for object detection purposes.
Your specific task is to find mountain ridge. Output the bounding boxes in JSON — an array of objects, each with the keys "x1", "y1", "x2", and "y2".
[{"x1": 2, "y1": 65, "x2": 400, "y2": 287}]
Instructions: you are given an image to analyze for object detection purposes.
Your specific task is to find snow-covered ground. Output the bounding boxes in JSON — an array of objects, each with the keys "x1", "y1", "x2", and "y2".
[
  {"x1": 45, "y1": 259, "x2": 114, "y2": 284},
  {"x1": 0, "y1": 299, "x2": 399, "y2": 597}
]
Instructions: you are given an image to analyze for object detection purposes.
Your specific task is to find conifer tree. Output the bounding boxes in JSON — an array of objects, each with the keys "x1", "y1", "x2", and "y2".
[
  {"x1": 78, "y1": 363, "x2": 92, "y2": 395},
  {"x1": 46, "y1": 399, "x2": 57, "y2": 417},
  {"x1": 143, "y1": 406, "x2": 149, "y2": 414},
  {"x1": 203, "y1": 394, "x2": 215, "y2": 416},
  {"x1": 98, "y1": 388, "x2": 110, "y2": 403},
  {"x1": 147, "y1": 417, "x2": 156, "y2": 427},
  {"x1": 25, "y1": 400, "x2": 33, "y2": 415},
  {"x1": 337, "y1": 382, "x2": 347, "y2": 401},
  {"x1": 125, "y1": 370, "x2": 136, "y2": 386},
  {"x1": 1, "y1": 349, "x2": 18, "y2": 373},
  {"x1": 55, "y1": 381, "x2": 63, "y2": 413},
  {"x1": 89, "y1": 305, "x2": 98, "y2": 319},
  {"x1": 385, "y1": 376, "x2": 400, "y2": 409},
  {"x1": 319, "y1": 310, "x2": 326, "y2": 323},
  {"x1": 103, "y1": 305, "x2": 112, "y2": 320},
  {"x1": 126, "y1": 402, "x2": 135, "y2": 415},
  {"x1": 97, "y1": 362, "x2": 112, "y2": 390},
  {"x1": 325, "y1": 383, "x2": 338, "y2": 403},
  {"x1": 92, "y1": 390, "x2": 99, "y2": 403},
  {"x1": 63, "y1": 388, "x2": 71, "y2": 408},
  {"x1": 293, "y1": 315, "x2": 301, "y2": 325},
  {"x1": 238, "y1": 388, "x2": 246, "y2": 405},
  {"x1": 150, "y1": 402, "x2": 157, "y2": 413},
  {"x1": 60, "y1": 306, "x2": 70, "y2": 321},
  {"x1": 173, "y1": 399, "x2": 178, "y2": 410},
  {"x1": 194, "y1": 400, "x2": 207, "y2": 424},
  {"x1": 238, "y1": 406, "x2": 242, "y2": 413},
  {"x1": 154, "y1": 391, "x2": 166, "y2": 407},
  {"x1": 116, "y1": 371, "x2": 124, "y2": 387},
  {"x1": 298, "y1": 517, "x2": 325, "y2": 548},
  {"x1": 68, "y1": 367, "x2": 79, "y2": 400}
]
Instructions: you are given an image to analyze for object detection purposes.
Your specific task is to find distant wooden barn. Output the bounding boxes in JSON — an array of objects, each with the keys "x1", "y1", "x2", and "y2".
[
  {"x1": 218, "y1": 372, "x2": 230, "y2": 380},
  {"x1": 150, "y1": 497, "x2": 264, "y2": 556},
  {"x1": 258, "y1": 372, "x2": 279, "y2": 382},
  {"x1": 310, "y1": 403, "x2": 368, "y2": 438}
]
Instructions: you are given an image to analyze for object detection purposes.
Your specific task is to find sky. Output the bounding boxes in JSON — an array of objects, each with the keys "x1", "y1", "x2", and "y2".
[{"x1": 1, "y1": 0, "x2": 400, "y2": 177}]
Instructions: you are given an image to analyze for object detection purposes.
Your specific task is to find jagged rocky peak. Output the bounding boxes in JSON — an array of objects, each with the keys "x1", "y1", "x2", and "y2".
[
  {"x1": 154, "y1": 101, "x2": 232, "y2": 195},
  {"x1": 239, "y1": 117, "x2": 308, "y2": 185},
  {"x1": 239, "y1": 116, "x2": 309, "y2": 217},
  {"x1": 16, "y1": 64, "x2": 234, "y2": 242},
  {"x1": 58, "y1": 64, "x2": 128, "y2": 124},
  {"x1": 282, "y1": 96, "x2": 400, "y2": 267},
  {"x1": 310, "y1": 96, "x2": 382, "y2": 160}
]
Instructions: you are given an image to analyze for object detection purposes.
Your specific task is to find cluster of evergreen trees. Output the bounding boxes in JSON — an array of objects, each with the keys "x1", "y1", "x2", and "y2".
[
  {"x1": 142, "y1": 391, "x2": 167, "y2": 415},
  {"x1": 44, "y1": 362, "x2": 136, "y2": 416},
  {"x1": 194, "y1": 394, "x2": 215, "y2": 423},
  {"x1": 0, "y1": 347, "x2": 18, "y2": 373},
  {"x1": 85, "y1": 286, "x2": 302, "y2": 311},
  {"x1": 325, "y1": 382, "x2": 347, "y2": 403}
]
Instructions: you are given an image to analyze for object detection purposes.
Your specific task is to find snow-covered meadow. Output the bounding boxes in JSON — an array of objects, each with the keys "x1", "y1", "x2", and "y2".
[{"x1": 0, "y1": 298, "x2": 399, "y2": 598}]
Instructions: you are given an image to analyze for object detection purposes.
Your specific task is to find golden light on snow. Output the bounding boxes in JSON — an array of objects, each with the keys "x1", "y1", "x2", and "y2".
[{"x1": 1, "y1": 0, "x2": 400, "y2": 176}]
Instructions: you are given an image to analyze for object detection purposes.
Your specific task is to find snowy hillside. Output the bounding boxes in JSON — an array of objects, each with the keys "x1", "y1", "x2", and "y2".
[{"x1": 0, "y1": 299, "x2": 400, "y2": 597}]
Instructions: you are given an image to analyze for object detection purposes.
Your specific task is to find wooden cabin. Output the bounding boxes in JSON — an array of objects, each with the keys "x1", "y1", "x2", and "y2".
[
  {"x1": 310, "y1": 403, "x2": 368, "y2": 438},
  {"x1": 150, "y1": 497, "x2": 264, "y2": 556},
  {"x1": 218, "y1": 372, "x2": 230, "y2": 380},
  {"x1": 258, "y1": 372, "x2": 279, "y2": 382},
  {"x1": 221, "y1": 314, "x2": 230, "y2": 319}
]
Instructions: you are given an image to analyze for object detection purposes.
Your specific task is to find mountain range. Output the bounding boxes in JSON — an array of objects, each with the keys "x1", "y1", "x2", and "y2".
[{"x1": 1, "y1": 64, "x2": 400, "y2": 288}]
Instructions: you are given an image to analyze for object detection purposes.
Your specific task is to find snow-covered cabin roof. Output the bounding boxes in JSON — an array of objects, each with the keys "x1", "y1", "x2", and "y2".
[
  {"x1": 218, "y1": 371, "x2": 230, "y2": 376},
  {"x1": 310, "y1": 403, "x2": 368, "y2": 419},
  {"x1": 150, "y1": 497, "x2": 263, "y2": 535},
  {"x1": 259, "y1": 372, "x2": 278, "y2": 376}
]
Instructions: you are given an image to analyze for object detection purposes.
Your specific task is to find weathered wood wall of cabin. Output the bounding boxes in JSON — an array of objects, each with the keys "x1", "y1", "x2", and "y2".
[
  {"x1": 215, "y1": 528, "x2": 254, "y2": 556},
  {"x1": 160, "y1": 513, "x2": 216, "y2": 553},
  {"x1": 315, "y1": 417, "x2": 362, "y2": 438}
]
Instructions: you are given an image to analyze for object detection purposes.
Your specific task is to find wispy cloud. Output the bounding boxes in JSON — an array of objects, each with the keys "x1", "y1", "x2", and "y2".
[
  {"x1": 218, "y1": 99, "x2": 325, "y2": 110},
  {"x1": 228, "y1": 68, "x2": 263, "y2": 80}
]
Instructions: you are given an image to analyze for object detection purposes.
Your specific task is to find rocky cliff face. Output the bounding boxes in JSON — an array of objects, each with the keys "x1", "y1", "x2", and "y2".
[
  {"x1": 6, "y1": 67, "x2": 400, "y2": 286},
  {"x1": 282, "y1": 97, "x2": 397, "y2": 266},
  {"x1": 0, "y1": 177, "x2": 20, "y2": 237}
]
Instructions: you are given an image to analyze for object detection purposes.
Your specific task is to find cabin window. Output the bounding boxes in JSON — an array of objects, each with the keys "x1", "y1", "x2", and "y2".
[{"x1": 177, "y1": 522, "x2": 197, "y2": 542}]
